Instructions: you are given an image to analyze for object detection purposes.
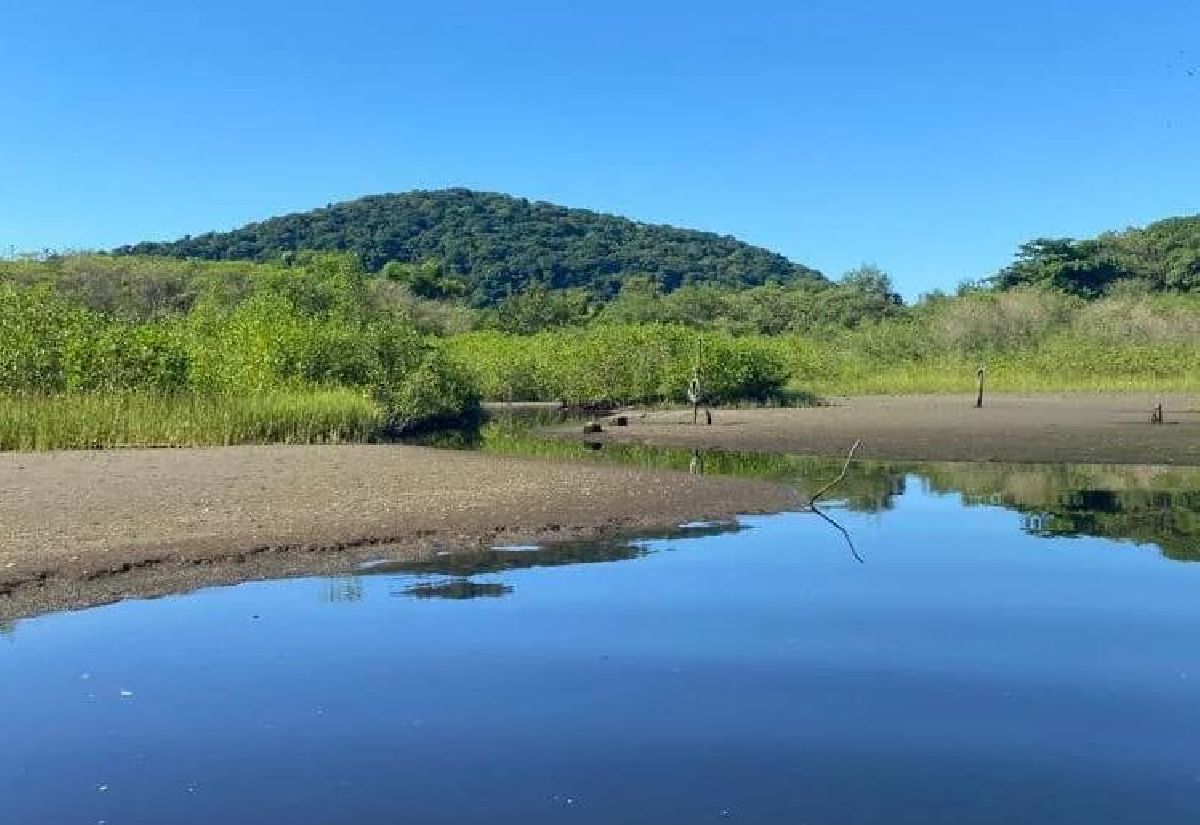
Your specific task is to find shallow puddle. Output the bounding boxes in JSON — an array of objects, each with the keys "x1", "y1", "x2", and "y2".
[{"x1": 3, "y1": 468, "x2": 1199, "y2": 824}]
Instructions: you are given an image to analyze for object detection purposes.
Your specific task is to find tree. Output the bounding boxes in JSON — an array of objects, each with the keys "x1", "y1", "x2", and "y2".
[
  {"x1": 840, "y1": 264, "x2": 902, "y2": 305},
  {"x1": 486, "y1": 284, "x2": 592, "y2": 334},
  {"x1": 381, "y1": 259, "x2": 468, "y2": 299}
]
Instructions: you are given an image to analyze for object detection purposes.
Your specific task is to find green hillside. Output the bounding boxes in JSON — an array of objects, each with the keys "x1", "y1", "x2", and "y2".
[{"x1": 116, "y1": 189, "x2": 825, "y2": 305}]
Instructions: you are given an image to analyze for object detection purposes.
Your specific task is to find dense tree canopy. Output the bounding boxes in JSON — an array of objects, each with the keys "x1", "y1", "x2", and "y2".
[
  {"x1": 994, "y1": 216, "x2": 1200, "y2": 296},
  {"x1": 594, "y1": 267, "x2": 903, "y2": 335},
  {"x1": 116, "y1": 189, "x2": 825, "y2": 305}
]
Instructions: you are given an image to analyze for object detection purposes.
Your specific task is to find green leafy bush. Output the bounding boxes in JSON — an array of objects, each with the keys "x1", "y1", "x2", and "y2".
[
  {"x1": 64, "y1": 322, "x2": 190, "y2": 393},
  {"x1": 0, "y1": 256, "x2": 482, "y2": 448},
  {"x1": 446, "y1": 324, "x2": 789, "y2": 405},
  {"x1": 0, "y1": 284, "x2": 88, "y2": 393}
]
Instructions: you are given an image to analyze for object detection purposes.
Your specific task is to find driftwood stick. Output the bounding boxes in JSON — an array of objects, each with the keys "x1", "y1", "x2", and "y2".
[{"x1": 808, "y1": 440, "x2": 863, "y2": 506}]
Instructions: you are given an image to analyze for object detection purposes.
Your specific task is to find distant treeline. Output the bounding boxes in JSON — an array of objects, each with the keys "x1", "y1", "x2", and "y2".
[
  {"x1": 108, "y1": 189, "x2": 1200, "y2": 303},
  {"x1": 115, "y1": 189, "x2": 824, "y2": 305},
  {"x1": 993, "y1": 215, "x2": 1200, "y2": 296}
]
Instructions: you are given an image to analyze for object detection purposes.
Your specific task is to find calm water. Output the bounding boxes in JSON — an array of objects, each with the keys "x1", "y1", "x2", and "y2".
[{"x1": 3, "y1": 470, "x2": 1200, "y2": 824}]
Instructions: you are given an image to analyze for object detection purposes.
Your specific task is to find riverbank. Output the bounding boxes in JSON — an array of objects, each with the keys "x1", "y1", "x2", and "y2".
[
  {"x1": 0, "y1": 444, "x2": 798, "y2": 620},
  {"x1": 581, "y1": 394, "x2": 1200, "y2": 465}
]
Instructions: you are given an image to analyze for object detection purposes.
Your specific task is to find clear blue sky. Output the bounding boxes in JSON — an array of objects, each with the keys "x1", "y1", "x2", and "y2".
[{"x1": 3, "y1": 0, "x2": 1197, "y2": 298}]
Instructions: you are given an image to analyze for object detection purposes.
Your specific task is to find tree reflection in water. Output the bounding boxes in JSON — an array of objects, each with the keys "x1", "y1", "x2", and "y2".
[
  {"x1": 399, "y1": 579, "x2": 513, "y2": 600},
  {"x1": 323, "y1": 436, "x2": 1200, "y2": 606},
  {"x1": 477, "y1": 423, "x2": 1200, "y2": 562},
  {"x1": 328, "y1": 520, "x2": 746, "y2": 602}
]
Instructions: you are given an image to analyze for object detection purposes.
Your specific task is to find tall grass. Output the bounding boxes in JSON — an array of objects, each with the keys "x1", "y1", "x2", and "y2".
[
  {"x1": 790, "y1": 354, "x2": 1200, "y2": 395},
  {"x1": 774, "y1": 291, "x2": 1200, "y2": 395},
  {"x1": 0, "y1": 390, "x2": 385, "y2": 451}
]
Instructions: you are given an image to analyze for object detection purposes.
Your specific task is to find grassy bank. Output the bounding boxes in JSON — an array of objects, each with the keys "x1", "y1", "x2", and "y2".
[
  {"x1": 443, "y1": 325, "x2": 1200, "y2": 401},
  {"x1": 802, "y1": 368, "x2": 1197, "y2": 396},
  {"x1": 443, "y1": 290, "x2": 1200, "y2": 400},
  {"x1": 0, "y1": 255, "x2": 479, "y2": 450},
  {"x1": 787, "y1": 336, "x2": 1197, "y2": 397},
  {"x1": 0, "y1": 390, "x2": 386, "y2": 451},
  {"x1": 789, "y1": 345, "x2": 1200, "y2": 395},
  {"x1": 779, "y1": 291, "x2": 1200, "y2": 395}
]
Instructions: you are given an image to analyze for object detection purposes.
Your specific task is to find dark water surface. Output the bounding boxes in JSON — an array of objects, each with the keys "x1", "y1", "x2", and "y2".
[{"x1": 3, "y1": 471, "x2": 1200, "y2": 824}]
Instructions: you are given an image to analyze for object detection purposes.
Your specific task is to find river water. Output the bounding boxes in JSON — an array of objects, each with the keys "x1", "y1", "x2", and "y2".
[{"x1": 2, "y1": 457, "x2": 1199, "y2": 823}]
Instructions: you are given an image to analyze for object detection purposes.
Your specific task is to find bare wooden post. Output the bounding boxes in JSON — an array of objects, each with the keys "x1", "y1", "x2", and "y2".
[
  {"x1": 687, "y1": 335, "x2": 714, "y2": 425},
  {"x1": 687, "y1": 371, "x2": 701, "y2": 425},
  {"x1": 974, "y1": 366, "x2": 986, "y2": 409},
  {"x1": 686, "y1": 375, "x2": 714, "y2": 425}
]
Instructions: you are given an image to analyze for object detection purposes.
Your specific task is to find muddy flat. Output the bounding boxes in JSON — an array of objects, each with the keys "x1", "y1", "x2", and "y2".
[
  {"x1": 588, "y1": 394, "x2": 1200, "y2": 465},
  {"x1": 0, "y1": 445, "x2": 798, "y2": 620}
]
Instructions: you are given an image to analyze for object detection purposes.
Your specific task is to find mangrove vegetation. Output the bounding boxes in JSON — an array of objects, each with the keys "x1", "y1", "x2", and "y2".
[{"x1": 3, "y1": 192, "x2": 1200, "y2": 449}]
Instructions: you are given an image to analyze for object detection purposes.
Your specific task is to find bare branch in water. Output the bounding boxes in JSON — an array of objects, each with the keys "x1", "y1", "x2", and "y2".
[
  {"x1": 807, "y1": 440, "x2": 863, "y2": 506},
  {"x1": 811, "y1": 505, "x2": 864, "y2": 564}
]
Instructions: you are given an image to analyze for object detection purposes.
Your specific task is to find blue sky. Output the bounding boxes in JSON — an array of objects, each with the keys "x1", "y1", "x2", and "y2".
[{"x1": 3, "y1": 0, "x2": 1197, "y2": 298}]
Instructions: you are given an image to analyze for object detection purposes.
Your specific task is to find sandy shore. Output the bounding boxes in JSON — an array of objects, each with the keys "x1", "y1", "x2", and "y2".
[
  {"x1": 0, "y1": 444, "x2": 798, "y2": 621},
  {"x1": 585, "y1": 394, "x2": 1200, "y2": 465},
  {"x1": 6, "y1": 394, "x2": 1197, "y2": 621}
]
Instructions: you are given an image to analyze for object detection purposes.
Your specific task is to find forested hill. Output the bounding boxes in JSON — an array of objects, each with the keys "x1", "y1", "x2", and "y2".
[
  {"x1": 116, "y1": 189, "x2": 824, "y2": 304},
  {"x1": 995, "y1": 214, "x2": 1200, "y2": 296}
]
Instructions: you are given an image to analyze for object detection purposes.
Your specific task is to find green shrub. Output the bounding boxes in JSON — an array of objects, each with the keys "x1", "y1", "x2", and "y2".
[
  {"x1": 0, "y1": 284, "x2": 89, "y2": 393},
  {"x1": 0, "y1": 256, "x2": 483, "y2": 449},
  {"x1": 446, "y1": 324, "x2": 790, "y2": 405},
  {"x1": 385, "y1": 349, "x2": 481, "y2": 432},
  {"x1": 369, "y1": 321, "x2": 480, "y2": 430},
  {"x1": 64, "y1": 322, "x2": 191, "y2": 393}
]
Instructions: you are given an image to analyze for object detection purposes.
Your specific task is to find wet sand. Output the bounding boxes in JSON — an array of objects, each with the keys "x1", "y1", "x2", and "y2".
[
  {"x1": 587, "y1": 394, "x2": 1200, "y2": 465},
  {"x1": 0, "y1": 445, "x2": 798, "y2": 620}
]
